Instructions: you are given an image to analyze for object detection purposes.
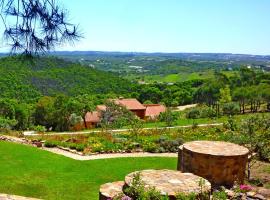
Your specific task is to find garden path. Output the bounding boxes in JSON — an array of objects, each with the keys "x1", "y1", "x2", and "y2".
[
  {"x1": 42, "y1": 147, "x2": 177, "y2": 160},
  {"x1": 23, "y1": 123, "x2": 223, "y2": 136}
]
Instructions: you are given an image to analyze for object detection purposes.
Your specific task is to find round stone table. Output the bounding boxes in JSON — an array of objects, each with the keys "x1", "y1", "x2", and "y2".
[
  {"x1": 125, "y1": 169, "x2": 211, "y2": 199},
  {"x1": 99, "y1": 181, "x2": 124, "y2": 200},
  {"x1": 177, "y1": 141, "x2": 249, "y2": 187}
]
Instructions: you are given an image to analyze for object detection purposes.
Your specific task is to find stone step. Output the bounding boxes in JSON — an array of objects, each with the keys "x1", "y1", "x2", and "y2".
[
  {"x1": 99, "y1": 181, "x2": 124, "y2": 200},
  {"x1": 124, "y1": 169, "x2": 211, "y2": 199}
]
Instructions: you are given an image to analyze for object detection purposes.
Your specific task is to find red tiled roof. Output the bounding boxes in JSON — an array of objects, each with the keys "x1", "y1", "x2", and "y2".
[
  {"x1": 85, "y1": 111, "x2": 100, "y2": 123},
  {"x1": 115, "y1": 99, "x2": 146, "y2": 110},
  {"x1": 96, "y1": 105, "x2": 107, "y2": 111},
  {"x1": 144, "y1": 104, "x2": 166, "y2": 117}
]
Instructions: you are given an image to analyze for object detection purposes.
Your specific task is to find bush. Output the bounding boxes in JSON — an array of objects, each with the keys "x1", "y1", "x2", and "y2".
[
  {"x1": 212, "y1": 189, "x2": 227, "y2": 200},
  {"x1": 142, "y1": 142, "x2": 159, "y2": 153},
  {"x1": 124, "y1": 173, "x2": 169, "y2": 200},
  {"x1": 176, "y1": 192, "x2": 196, "y2": 200},
  {"x1": 186, "y1": 108, "x2": 200, "y2": 119},
  {"x1": 44, "y1": 141, "x2": 58, "y2": 148},
  {"x1": 200, "y1": 107, "x2": 216, "y2": 118},
  {"x1": 33, "y1": 125, "x2": 46, "y2": 132},
  {"x1": 0, "y1": 117, "x2": 17, "y2": 130},
  {"x1": 222, "y1": 102, "x2": 240, "y2": 116},
  {"x1": 159, "y1": 109, "x2": 179, "y2": 127},
  {"x1": 75, "y1": 144, "x2": 85, "y2": 152},
  {"x1": 156, "y1": 137, "x2": 183, "y2": 152}
]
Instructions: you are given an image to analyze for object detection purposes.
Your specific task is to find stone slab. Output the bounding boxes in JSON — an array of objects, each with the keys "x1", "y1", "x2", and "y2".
[
  {"x1": 99, "y1": 181, "x2": 124, "y2": 200},
  {"x1": 183, "y1": 141, "x2": 249, "y2": 156},
  {"x1": 125, "y1": 169, "x2": 211, "y2": 198}
]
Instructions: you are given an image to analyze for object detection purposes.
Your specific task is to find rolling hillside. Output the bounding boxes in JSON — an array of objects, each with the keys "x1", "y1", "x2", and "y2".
[{"x1": 0, "y1": 56, "x2": 133, "y2": 102}]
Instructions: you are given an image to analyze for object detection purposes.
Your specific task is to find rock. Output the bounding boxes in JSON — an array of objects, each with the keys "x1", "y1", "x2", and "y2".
[
  {"x1": 125, "y1": 169, "x2": 211, "y2": 198},
  {"x1": 99, "y1": 181, "x2": 124, "y2": 200},
  {"x1": 32, "y1": 141, "x2": 42, "y2": 148},
  {"x1": 247, "y1": 191, "x2": 256, "y2": 197},
  {"x1": 225, "y1": 189, "x2": 235, "y2": 197},
  {"x1": 257, "y1": 188, "x2": 270, "y2": 198},
  {"x1": 254, "y1": 194, "x2": 266, "y2": 200}
]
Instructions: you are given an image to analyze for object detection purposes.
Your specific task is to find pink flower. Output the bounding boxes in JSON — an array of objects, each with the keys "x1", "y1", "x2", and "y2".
[{"x1": 240, "y1": 184, "x2": 253, "y2": 192}]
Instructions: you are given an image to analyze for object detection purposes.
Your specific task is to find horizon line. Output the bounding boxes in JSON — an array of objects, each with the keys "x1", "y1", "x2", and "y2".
[{"x1": 0, "y1": 50, "x2": 270, "y2": 57}]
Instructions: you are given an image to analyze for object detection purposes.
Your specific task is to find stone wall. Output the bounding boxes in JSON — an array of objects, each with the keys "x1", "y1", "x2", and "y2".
[{"x1": 177, "y1": 141, "x2": 249, "y2": 188}]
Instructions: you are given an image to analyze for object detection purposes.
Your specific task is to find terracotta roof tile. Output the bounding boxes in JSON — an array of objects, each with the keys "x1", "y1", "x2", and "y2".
[
  {"x1": 85, "y1": 111, "x2": 100, "y2": 123},
  {"x1": 115, "y1": 99, "x2": 145, "y2": 110},
  {"x1": 144, "y1": 104, "x2": 166, "y2": 117}
]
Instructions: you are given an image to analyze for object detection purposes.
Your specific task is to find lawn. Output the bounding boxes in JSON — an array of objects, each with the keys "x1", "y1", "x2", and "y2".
[
  {"x1": 143, "y1": 112, "x2": 270, "y2": 128},
  {"x1": 0, "y1": 141, "x2": 177, "y2": 200}
]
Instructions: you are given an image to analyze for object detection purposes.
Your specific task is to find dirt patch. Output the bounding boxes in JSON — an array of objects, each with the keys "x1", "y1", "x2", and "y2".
[{"x1": 175, "y1": 104, "x2": 197, "y2": 111}]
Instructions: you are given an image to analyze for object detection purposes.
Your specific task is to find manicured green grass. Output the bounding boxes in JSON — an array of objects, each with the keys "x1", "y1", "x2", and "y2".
[
  {"x1": 143, "y1": 112, "x2": 270, "y2": 128},
  {"x1": 140, "y1": 71, "x2": 215, "y2": 83},
  {"x1": 0, "y1": 141, "x2": 177, "y2": 200}
]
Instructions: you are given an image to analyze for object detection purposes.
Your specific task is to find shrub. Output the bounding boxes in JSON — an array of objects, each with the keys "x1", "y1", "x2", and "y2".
[
  {"x1": 33, "y1": 125, "x2": 46, "y2": 133},
  {"x1": 0, "y1": 117, "x2": 17, "y2": 130},
  {"x1": 44, "y1": 141, "x2": 58, "y2": 148},
  {"x1": 142, "y1": 142, "x2": 159, "y2": 153},
  {"x1": 200, "y1": 107, "x2": 216, "y2": 118},
  {"x1": 159, "y1": 109, "x2": 179, "y2": 127},
  {"x1": 75, "y1": 144, "x2": 85, "y2": 152},
  {"x1": 222, "y1": 102, "x2": 240, "y2": 116},
  {"x1": 212, "y1": 189, "x2": 227, "y2": 200},
  {"x1": 186, "y1": 108, "x2": 200, "y2": 119},
  {"x1": 156, "y1": 138, "x2": 183, "y2": 152},
  {"x1": 124, "y1": 173, "x2": 169, "y2": 200},
  {"x1": 176, "y1": 192, "x2": 196, "y2": 200}
]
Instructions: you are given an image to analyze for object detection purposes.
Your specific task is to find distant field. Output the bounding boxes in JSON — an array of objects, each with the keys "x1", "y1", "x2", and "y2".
[
  {"x1": 0, "y1": 142, "x2": 176, "y2": 200},
  {"x1": 127, "y1": 70, "x2": 236, "y2": 83}
]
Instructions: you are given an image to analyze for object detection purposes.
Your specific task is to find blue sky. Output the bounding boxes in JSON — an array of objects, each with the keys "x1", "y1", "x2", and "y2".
[{"x1": 2, "y1": 0, "x2": 270, "y2": 55}]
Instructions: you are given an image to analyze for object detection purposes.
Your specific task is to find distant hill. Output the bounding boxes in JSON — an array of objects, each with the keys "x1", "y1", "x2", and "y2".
[
  {"x1": 0, "y1": 56, "x2": 133, "y2": 102},
  {"x1": 51, "y1": 51, "x2": 270, "y2": 63},
  {"x1": 50, "y1": 51, "x2": 270, "y2": 77}
]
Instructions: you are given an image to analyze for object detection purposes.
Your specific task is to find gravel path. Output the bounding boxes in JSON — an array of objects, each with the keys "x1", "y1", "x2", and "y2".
[
  {"x1": 23, "y1": 123, "x2": 223, "y2": 136},
  {"x1": 0, "y1": 193, "x2": 40, "y2": 200},
  {"x1": 42, "y1": 147, "x2": 177, "y2": 160}
]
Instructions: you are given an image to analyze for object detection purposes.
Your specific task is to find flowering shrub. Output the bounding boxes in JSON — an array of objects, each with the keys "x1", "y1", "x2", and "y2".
[{"x1": 239, "y1": 184, "x2": 253, "y2": 193}]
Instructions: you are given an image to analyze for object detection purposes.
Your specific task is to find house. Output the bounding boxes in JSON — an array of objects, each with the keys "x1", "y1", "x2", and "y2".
[
  {"x1": 85, "y1": 111, "x2": 100, "y2": 129},
  {"x1": 144, "y1": 104, "x2": 166, "y2": 120},
  {"x1": 84, "y1": 98, "x2": 166, "y2": 129},
  {"x1": 114, "y1": 98, "x2": 146, "y2": 119}
]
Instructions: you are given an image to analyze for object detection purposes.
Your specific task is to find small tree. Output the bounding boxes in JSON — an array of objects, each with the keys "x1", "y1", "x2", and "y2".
[
  {"x1": 159, "y1": 108, "x2": 178, "y2": 127},
  {"x1": 130, "y1": 118, "x2": 143, "y2": 140},
  {"x1": 219, "y1": 85, "x2": 232, "y2": 104},
  {"x1": 222, "y1": 102, "x2": 240, "y2": 116},
  {"x1": 100, "y1": 101, "x2": 134, "y2": 129}
]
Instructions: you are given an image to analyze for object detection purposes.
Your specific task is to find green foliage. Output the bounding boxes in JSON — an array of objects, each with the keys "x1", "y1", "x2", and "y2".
[
  {"x1": 222, "y1": 102, "x2": 240, "y2": 116},
  {"x1": 33, "y1": 125, "x2": 46, "y2": 132},
  {"x1": 186, "y1": 108, "x2": 200, "y2": 119},
  {"x1": 44, "y1": 140, "x2": 58, "y2": 148},
  {"x1": 175, "y1": 192, "x2": 196, "y2": 200},
  {"x1": 159, "y1": 108, "x2": 178, "y2": 127},
  {"x1": 199, "y1": 106, "x2": 216, "y2": 118},
  {"x1": 124, "y1": 173, "x2": 169, "y2": 200},
  {"x1": 0, "y1": 117, "x2": 17, "y2": 130},
  {"x1": 100, "y1": 101, "x2": 135, "y2": 129},
  {"x1": 219, "y1": 85, "x2": 232, "y2": 104},
  {"x1": 212, "y1": 189, "x2": 227, "y2": 200},
  {"x1": 0, "y1": 56, "x2": 132, "y2": 102},
  {"x1": 69, "y1": 113, "x2": 83, "y2": 126}
]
